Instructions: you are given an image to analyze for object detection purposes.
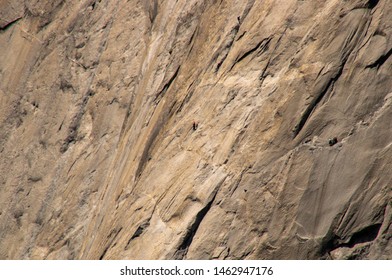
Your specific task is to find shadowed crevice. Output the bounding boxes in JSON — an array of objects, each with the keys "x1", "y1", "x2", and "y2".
[
  {"x1": 0, "y1": 17, "x2": 22, "y2": 31},
  {"x1": 173, "y1": 191, "x2": 218, "y2": 259},
  {"x1": 321, "y1": 223, "x2": 382, "y2": 255},
  {"x1": 124, "y1": 220, "x2": 150, "y2": 250},
  {"x1": 366, "y1": 0, "x2": 379, "y2": 9},
  {"x1": 292, "y1": 66, "x2": 343, "y2": 137},
  {"x1": 366, "y1": 48, "x2": 392, "y2": 70},
  {"x1": 99, "y1": 227, "x2": 123, "y2": 260}
]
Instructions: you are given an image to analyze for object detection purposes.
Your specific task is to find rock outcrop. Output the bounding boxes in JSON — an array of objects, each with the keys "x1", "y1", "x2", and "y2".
[{"x1": 0, "y1": 0, "x2": 391, "y2": 259}]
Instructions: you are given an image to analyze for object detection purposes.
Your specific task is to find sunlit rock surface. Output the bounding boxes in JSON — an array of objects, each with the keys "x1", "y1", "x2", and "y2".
[{"x1": 0, "y1": 0, "x2": 391, "y2": 259}]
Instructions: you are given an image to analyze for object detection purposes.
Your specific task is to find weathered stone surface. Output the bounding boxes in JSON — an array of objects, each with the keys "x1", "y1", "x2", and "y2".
[
  {"x1": 0, "y1": 0, "x2": 391, "y2": 259},
  {"x1": 0, "y1": 0, "x2": 24, "y2": 29}
]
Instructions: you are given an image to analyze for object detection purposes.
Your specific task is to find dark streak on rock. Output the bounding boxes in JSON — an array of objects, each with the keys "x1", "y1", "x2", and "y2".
[
  {"x1": 176, "y1": 81, "x2": 196, "y2": 114},
  {"x1": 99, "y1": 227, "x2": 123, "y2": 260},
  {"x1": 153, "y1": 66, "x2": 180, "y2": 103},
  {"x1": 259, "y1": 59, "x2": 271, "y2": 83},
  {"x1": 149, "y1": 0, "x2": 158, "y2": 25},
  {"x1": 186, "y1": 27, "x2": 198, "y2": 57},
  {"x1": 213, "y1": 24, "x2": 240, "y2": 72},
  {"x1": 235, "y1": 37, "x2": 271, "y2": 66},
  {"x1": 366, "y1": 48, "x2": 392, "y2": 70},
  {"x1": 124, "y1": 220, "x2": 151, "y2": 250},
  {"x1": 60, "y1": 94, "x2": 90, "y2": 153},
  {"x1": 321, "y1": 223, "x2": 382, "y2": 255},
  {"x1": 293, "y1": 63, "x2": 345, "y2": 137},
  {"x1": 0, "y1": 17, "x2": 22, "y2": 31},
  {"x1": 174, "y1": 191, "x2": 219, "y2": 259}
]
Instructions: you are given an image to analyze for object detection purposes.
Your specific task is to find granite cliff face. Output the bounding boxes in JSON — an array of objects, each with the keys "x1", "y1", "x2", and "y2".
[{"x1": 0, "y1": 0, "x2": 391, "y2": 259}]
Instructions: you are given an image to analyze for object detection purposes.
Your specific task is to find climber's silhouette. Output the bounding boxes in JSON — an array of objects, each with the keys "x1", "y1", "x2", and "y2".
[
  {"x1": 192, "y1": 121, "x2": 198, "y2": 131},
  {"x1": 328, "y1": 137, "x2": 338, "y2": 146}
]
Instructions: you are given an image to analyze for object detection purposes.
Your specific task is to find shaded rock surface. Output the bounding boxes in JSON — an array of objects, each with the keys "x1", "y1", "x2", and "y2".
[{"x1": 0, "y1": 0, "x2": 391, "y2": 259}]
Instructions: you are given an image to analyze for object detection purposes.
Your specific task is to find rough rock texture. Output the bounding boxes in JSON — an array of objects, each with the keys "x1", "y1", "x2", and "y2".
[{"x1": 0, "y1": 0, "x2": 391, "y2": 260}]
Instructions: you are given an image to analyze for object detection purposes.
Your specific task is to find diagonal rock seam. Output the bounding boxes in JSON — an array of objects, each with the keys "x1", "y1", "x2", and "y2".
[
  {"x1": 173, "y1": 185, "x2": 222, "y2": 260},
  {"x1": 0, "y1": 0, "x2": 390, "y2": 260},
  {"x1": 173, "y1": 197, "x2": 216, "y2": 259}
]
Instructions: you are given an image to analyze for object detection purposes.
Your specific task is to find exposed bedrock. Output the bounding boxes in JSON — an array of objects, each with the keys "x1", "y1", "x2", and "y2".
[{"x1": 0, "y1": 0, "x2": 390, "y2": 259}]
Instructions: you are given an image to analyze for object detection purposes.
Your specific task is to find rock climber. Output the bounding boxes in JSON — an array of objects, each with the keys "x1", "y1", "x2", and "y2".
[
  {"x1": 192, "y1": 120, "x2": 198, "y2": 131},
  {"x1": 328, "y1": 137, "x2": 338, "y2": 146}
]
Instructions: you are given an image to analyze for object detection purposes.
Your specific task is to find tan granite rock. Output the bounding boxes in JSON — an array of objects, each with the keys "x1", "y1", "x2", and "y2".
[{"x1": 0, "y1": 0, "x2": 390, "y2": 259}]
